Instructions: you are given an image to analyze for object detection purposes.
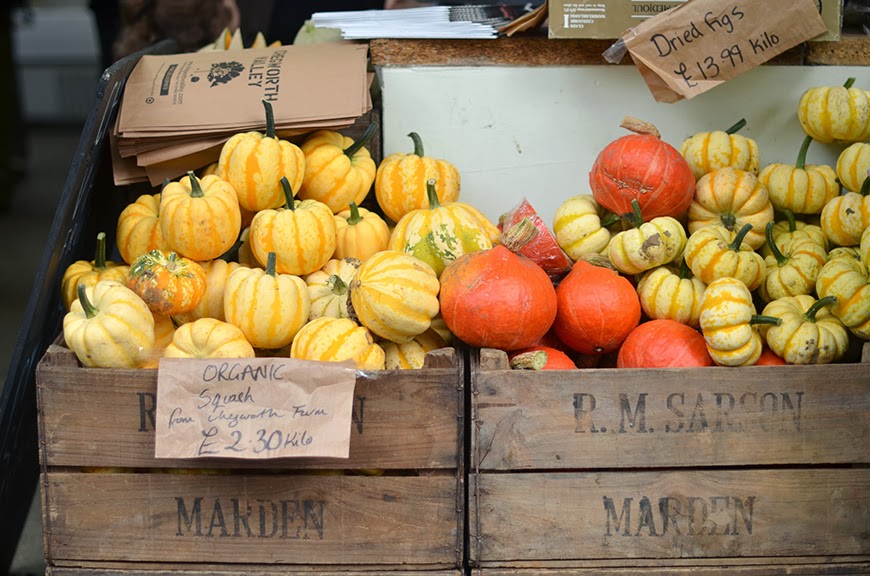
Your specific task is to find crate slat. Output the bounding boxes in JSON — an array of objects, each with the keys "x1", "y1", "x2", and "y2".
[{"x1": 473, "y1": 565, "x2": 870, "y2": 575}]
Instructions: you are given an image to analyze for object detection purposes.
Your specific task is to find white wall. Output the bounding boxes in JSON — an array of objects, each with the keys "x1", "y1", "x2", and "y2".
[{"x1": 380, "y1": 65, "x2": 870, "y2": 226}]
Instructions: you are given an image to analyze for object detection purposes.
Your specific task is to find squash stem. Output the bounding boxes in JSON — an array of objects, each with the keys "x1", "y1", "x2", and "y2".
[
  {"x1": 76, "y1": 284, "x2": 98, "y2": 319},
  {"x1": 860, "y1": 176, "x2": 870, "y2": 197},
  {"x1": 678, "y1": 259, "x2": 691, "y2": 279},
  {"x1": 425, "y1": 178, "x2": 441, "y2": 209},
  {"x1": 346, "y1": 202, "x2": 363, "y2": 225},
  {"x1": 328, "y1": 274, "x2": 348, "y2": 296},
  {"x1": 804, "y1": 296, "x2": 837, "y2": 323},
  {"x1": 218, "y1": 239, "x2": 243, "y2": 262},
  {"x1": 795, "y1": 134, "x2": 813, "y2": 170},
  {"x1": 510, "y1": 350, "x2": 548, "y2": 370},
  {"x1": 600, "y1": 213, "x2": 621, "y2": 228},
  {"x1": 266, "y1": 252, "x2": 277, "y2": 277},
  {"x1": 720, "y1": 212, "x2": 737, "y2": 230},
  {"x1": 161, "y1": 177, "x2": 171, "y2": 191},
  {"x1": 262, "y1": 99, "x2": 276, "y2": 139},
  {"x1": 499, "y1": 217, "x2": 540, "y2": 252},
  {"x1": 844, "y1": 77, "x2": 856, "y2": 89},
  {"x1": 408, "y1": 132, "x2": 424, "y2": 157},
  {"x1": 750, "y1": 314, "x2": 781, "y2": 326},
  {"x1": 781, "y1": 210, "x2": 797, "y2": 232},
  {"x1": 765, "y1": 222, "x2": 788, "y2": 267},
  {"x1": 622, "y1": 198, "x2": 644, "y2": 228},
  {"x1": 725, "y1": 118, "x2": 747, "y2": 135},
  {"x1": 729, "y1": 223, "x2": 754, "y2": 251},
  {"x1": 344, "y1": 122, "x2": 377, "y2": 159},
  {"x1": 94, "y1": 232, "x2": 107, "y2": 270},
  {"x1": 187, "y1": 171, "x2": 205, "y2": 198},
  {"x1": 281, "y1": 177, "x2": 296, "y2": 211}
]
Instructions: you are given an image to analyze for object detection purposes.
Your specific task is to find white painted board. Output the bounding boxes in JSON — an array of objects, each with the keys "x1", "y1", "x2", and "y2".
[{"x1": 379, "y1": 65, "x2": 870, "y2": 226}]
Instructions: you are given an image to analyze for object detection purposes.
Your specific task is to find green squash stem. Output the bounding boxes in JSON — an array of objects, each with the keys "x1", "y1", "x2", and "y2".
[
  {"x1": 328, "y1": 274, "x2": 348, "y2": 296},
  {"x1": 266, "y1": 252, "x2": 277, "y2": 277},
  {"x1": 262, "y1": 99, "x2": 276, "y2": 139},
  {"x1": 804, "y1": 295, "x2": 837, "y2": 323},
  {"x1": 93, "y1": 232, "x2": 108, "y2": 270},
  {"x1": 509, "y1": 350, "x2": 548, "y2": 370},
  {"x1": 728, "y1": 223, "x2": 754, "y2": 251},
  {"x1": 218, "y1": 239, "x2": 243, "y2": 262},
  {"x1": 795, "y1": 134, "x2": 814, "y2": 171},
  {"x1": 187, "y1": 171, "x2": 205, "y2": 198},
  {"x1": 622, "y1": 198, "x2": 644, "y2": 228},
  {"x1": 678, "y1": 259, "x2": 691, "y2": 279},
  {"x1": 720, "y1": 212, "x2": 737, "y2": 230},
  {"x1": 344, "y1": 123, "x2": 377, "y2": 159},
  {"x1": 346, "y1": 202, "x2": 364, "y2": 225},
  {"x1": 844, "y1": 78, "x2": 856, "y2": 89},
  {"x1": 161, "y1": 177, "x2": 171, "y2": 191},
  {"x1": 499, "y1": 217, "x2": 540, "y2": 252},
  {"x1": 281, "y1": 177, "x2": 296, "y2": 211},
  {"x1": 725, "y1": 118, "x2": 747, "y2": 135},
  {"x1": 408, "y1": 132, "x2": 425, "y2": 157},
  {"x1": 781, "y1": 210, "x2": 797, "y2": 232},
  {"x1": 600, "y1": 213, "x2": 621, "y2": 228},
  {"x1": 425, "y1": 178, "x2": 441, "y2": 209},
  {"x1": 765, "y1": 221, "x2": 789, "y2": 267},
  {"x1": 77, "y1": 284, "x2": 98, "y2": 319},
  {"x1": 860, "y1": 176, "x2": 870, "y2": 197},
  {"x1": 750, "y1": 314, "x2": 782, "y2": 326}
]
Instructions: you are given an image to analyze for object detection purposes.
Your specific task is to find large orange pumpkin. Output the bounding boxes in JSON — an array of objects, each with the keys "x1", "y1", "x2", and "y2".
[{"x1": 617, "y1": 320, "x2": 714, "y2": 368}]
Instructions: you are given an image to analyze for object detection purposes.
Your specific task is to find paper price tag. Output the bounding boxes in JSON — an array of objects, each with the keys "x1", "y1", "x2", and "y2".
[
  {"x1": 154, "y1": 358, "x2": 357, "y2": 460},
  {"x1": 620, "y1": 0, "x2": 828, "y2": 102}
]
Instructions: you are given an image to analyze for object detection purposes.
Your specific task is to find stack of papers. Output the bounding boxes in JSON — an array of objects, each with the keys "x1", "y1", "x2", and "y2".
[
  {"x1": 112, "y1": 43, "x2": 372, "y2": 185},
  {"x1": 312, "y1": 6, "x2": 520, "y2": 39}
]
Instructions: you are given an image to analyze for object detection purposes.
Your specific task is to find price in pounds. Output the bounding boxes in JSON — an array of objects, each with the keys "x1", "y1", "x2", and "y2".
[
  {"x1": 674, "y1": 44, "x2": 745, "y2": 88},
  {"x1": 198, "y1": 426, "x2": 314, "y2": 456}
]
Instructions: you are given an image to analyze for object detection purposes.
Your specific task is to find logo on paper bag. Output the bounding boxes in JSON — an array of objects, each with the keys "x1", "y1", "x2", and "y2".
[{"x1": 194, "y1": 61, "x2": 245, "y2": 87}]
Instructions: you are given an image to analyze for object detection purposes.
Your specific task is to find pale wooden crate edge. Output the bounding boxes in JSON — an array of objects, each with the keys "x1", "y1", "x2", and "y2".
[
  {"x1": 47, "y1": 566, "x2": 462, "y2": 576},
  {"x1": 470, "y1": 562, "x2": 870, "y2": 575}
]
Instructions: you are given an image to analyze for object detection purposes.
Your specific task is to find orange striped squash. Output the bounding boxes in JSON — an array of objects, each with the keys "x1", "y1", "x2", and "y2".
[
  {"x1": 291, "y1": 316, "x2": 385, "y2": 370},
  {"x1": 223, "y1": 252, "x2": 310, "y2": 349},
  {"x1": 679, "y1": 118, "x2": 760, "y2": 180},
  {"x1": 375, "y1": 132, "x2": 460, "y2": 223},
  {"x1": 172, "y1": 259, "x2": 241, "y2": 325},
  {"x1": 762, "y1": 210, "x2": 828, "y2": 258},
  {"x1": 836, "y1": 142, "x2": 870, "y2": 193},
  {"x1": 816, "y1": 256, "x2": 870, "y2": 339},
  {"x1": 61, "y1": 232, "x2": 130, "y2": 310},
  {"x1": 688, "y1": 167, "x2": 773, "y2": 249},
  {"x1": 820, "y1": 180, "x2": 870, "y2": 247},
  {"x1": 759, "y1": 222, "x2": 827, "y2": 302},
  {"x1": 798, "y1": 78, "x2": 870, "y2": 144},
  {"x1": 126, "y1": 250, "x2": 207, "y2": 316},
  {"x1": 334, "y1": 202, "x2": 391, "y2": 262},
  {"x1": 684, "y1": 224, "x2": 766, "y2": 290},
  {"x1": 249, "y1": 178, "x2": 337, "y2": 276},
  {"x1": 636, "y1": 261, "x2": 706, "y2": 328},
  {"x1": 164, "y1": 318, "x2": 255, "y2": 359},
  {"x1": 758, "y1": 136, "x2": 839, "y2": 215},
  {"x1": 218, "y1": 100, "x2": 305, "y2": 212},
  {"x1": 381, "y1": 328, "x2": 447, "y2": 370},
  {"x1": 139, "y1": 312, "x2": 176, "y2": 369},
  {"x1": 116, "y1": 193, "x2": 168, "y2": 265}
]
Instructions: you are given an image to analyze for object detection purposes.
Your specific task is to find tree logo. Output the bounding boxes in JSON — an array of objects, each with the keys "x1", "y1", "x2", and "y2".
[{"x1": 202, "y1": 61, "x2": 245, "y2": 87}]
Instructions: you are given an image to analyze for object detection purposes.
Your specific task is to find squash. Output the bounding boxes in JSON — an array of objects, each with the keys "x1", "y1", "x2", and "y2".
[
  {"x1": 439, "y1": 228, "x2": 556, "y2": 351},
  {"x1": 684, "y1": 223, "x2": 766, "y2": 290},
  {"x1": 499, "y1": 199, "x2": 574, "y2": 280},
  {"x1": 757, "y1": 135, "x2": 839, "y2": 215},
  {"x1": 63, "y1": 281, "x2": 155, "y2": 368},
  {"x1": 249, "y1": 177, "x2": 337, "y2": 276},
  {"x1": 290, "y1": 316, "x2": 385, "y2": 370},
  {"x1": 759, "y1": 295, "x2": 849, "y2": 364},
  {"x1": 827, "y1": 246, "x2": 861, "y2": 263},
  {"x1": 688, "y1": 167, "x2": 774, "y2": 249},
  {"x1": 375, "y1": 131, "x2": 460, "y2": 223},
  {"x1": 171, "y1": 258, "x2": 241, "y2": 325},
  {"x1": 759, "y1": 221, "x2": 827, "y2": 302},
  {"x1": 164, "y1": 318, "x2": 255, "y2": 359},
  {"x1": 636, "y1": 260, "x2": 706, "y2": 328},
  {"x1": 139, "y1": 312, "x2": 176, "y2": 369},
  {"x1": 837, "y1": 142, "x2": 870, "y2": 193},
  {"x1": 349, "y1": 250, "x2": 441, "y2": 344},
  {"x1": 862, "y1": 226, "x2": 870, "y2": 268},
  {"x1": 304, "y1": 257, "x2": 361, "y2": 321},
  {"x1": 815, "y1": 256, "x2": 870, "y2": 339},
  {"x1": 590, "y1": 116, "x2": 695, "y2": 221},
  {"x1": 217, "y1": 100, "x2": 305, "y2": 211},
  {"x1": 61, "y1": 232, "x2": 130, "y2": 310},
  {"x1": 755, "y1": 346, "x2": 787, "y2": 365},
  {"x1": 798, "y1": 78, "x2": 870, "y2": 144},
  {"x1": 552, "y1": 260, "x2": 641, "y2": 355},
  {"x1": 381, "y1": 328, "x2": 447, "y2": 370},
  {"x1": 224, "y1": 252, "x2": 311, "y2": 349},
  {"x1": 116, "y1": 193, "x2": 168, "y2": 264},
  {"x1": 762, "y1": 210, "x2": 828, "y2": 258},
  {"x1": 608, "y1": 200, "x2": 686, "y2": 275},
  {"x1": 553, "y1": 195, "x2": 618, "y2": 260},
  {"x1": 453, "y1": 202, "x2": 500, "y2": 244},
  {"x1": 388, "y1": 178, "x2": 493, "y2": 277},
  {"x1": 237, "y1": 227, "x2": 263, "y2": 269},
  {"x1": 819, "y1": 177, "x2": 870, "y2": 247},
  {"x1": 126, "y1": 250, "x2": 206, "y2": 316},
  {"x1": 698, "y1": 277, "x2": 781, "y2": 367},
  {"x1": 508, "y1": 346, "x2": 576, "y2": 370},
  {"x1": 299, "y1": 123, "x2": 378, "y2": 213},
  {"x1": 617, "y1": 319, "x2": 714, "y2": 368},
  {"x1": 679, "y1": 118, "x2": 760, "y2": 180},
  {"x1": 334, "y1": 202, "x2": 390, "y2": 262},
  {"x1": 160, "y1": 171, "x2": 242, "y2": 261},
  {"x1": 429, "y1": 312, "x2": 453, "y2": 345}
]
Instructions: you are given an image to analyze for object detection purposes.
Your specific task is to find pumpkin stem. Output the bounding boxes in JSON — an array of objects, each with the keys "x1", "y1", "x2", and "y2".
[
  {"x1": 804, "y1": 295, "x2": 837, "y2": 323},
  {"x1": 161, "y1": 177, "x2": 171, "y2": 191},
  {"x1": 781, "y1": 210, "x2": 797, "y2": 232},
  {"x1": 729, "y1": 223, "x2": 753, "y2": 251},
  {"x1": 765, "y1": 221, "x2": 788, "y2": 267},
  {"x1": 328, "y1": 274, "x2": 348, "y2": 296},
  {"x1": 425, "y1": 178, "x2": 441, "y2": 209},
  {"x1": 346, "y1": 202, "x2": 363, "y2": 225},
  {"x1": 219, "y1": 239, "x2": 243, "y2": 262},
  {"x1": 281, "y1": 177, "x2": 296, "y2": 211},
  {"x1": 499, "y1": 217, "x2": 540, "y2": 252},
  {"x1": 725, "y1": 118, "x2": 747, "y2": 135},
  {"x1": 750, "y1": 314, "x2": 782, "y2": 326},
  {"x1": 844, "y1": 77, "x2": 856, "y2": 89},
  {"x1": 578, "y1": 253, "x2": 617, "y2": 271},
  {"x1": 76, "y1": 284, "x2": 98, "y2": 319},
  {"x1": 795, "y1": 134, "x2": 813, "y2": 171},
  {"x1": 93, "y1": 232, "x2": 108, "y2": 270},
  {"x1": 860, "y1": 176, "x2": 870, "y2": 197},
  {"x1": 720, "y1": 212, "x2": 737, "y2": 230},
  {"x1": 622, "y1": 198, "x2": 644, "y2": 228},
  {"x1": 620, "y1": 116, "x2": 661, "y2": 139},
  {"x1": 600, "y1": 213, "x2": 621, "y2": 228},
  {"x1": 408, "y1": 132, "x2": 424, "y2": 157},
  {"x1": 510, "y1": 350, "x2": 548, "y2": 370},
  {"x1": 262, "y1": 99, "x2": 276, "y2": 139},
  {"x1": 678, "y1": 258, "x2": 691, "y2": 279},
  {"x1": 266, "y1": 252, "x2": 277, "y2": 277},
  {"x1": 187, "y1": 171, "x2": 205, "y2": 198},
  {"x1": 344, "y1": 122, "x2": 377, "y2": 159},
  {"x1": 165, "y1": 251, "x2": 179, "y2": 272}
]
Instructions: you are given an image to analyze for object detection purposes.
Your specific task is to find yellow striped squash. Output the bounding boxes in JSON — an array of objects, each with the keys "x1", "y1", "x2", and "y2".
[
  {"x1": 349, "y1": 250, "x2": 440, "y2": 344},
  {"x1": 759, "y1": 222, "x2": 827, "y2": 302},
  {"x1": 689, "y1": 167, "x2": 773, "y2": 250},
  {"x1": 388, "y1": 179, "x2": 492, "y2": 277},
  {"x1": 164, "y1": 318, "x2": 255, "y2": 359},
  {"x1": 139, "y1": 312, "x2": 176, "y2": 369},
  {"x1": 608, "y1": 210, "x2": 686, "y2": 275},
  {"x1": 61, "y1": 232, "x2": 130, "y2": 311},
  {"x1": 381, "y1": 328, "x2": 447, "y2": 370},
  {"x1": 304, "y1": 258, "x2": 361, "y2": 321},
  {"x1": 759, "y1": 295, "x2": 848, "y2": 364},
  {"x1": 820, "y1": 181, "x2": 870, "y2": 247},
  {"x1": 837, "y1": 142, "x2": 870, "y2": 193},
  {"x1": 218, "y1": 100, "x2": 305, "y2": 212},
  {"x1": 816, "y1": 256, "x2": 870, "y2": 339},
  {"x1": 291, "y1": 316, "x2": 385, "y2": 370},
  {"x1": 172, "y1": 259, "x2": 241, "y2": 325},
  {"x1": 375, "y1": 132, "x2": 460, "y2": 223},
  {"x1": 334, "y1": 203, "x2": 390, "y2": 262},
  {"x1": 553, "y1": 195, "x2": 616, "y2": 260},
  {"x1": 758, "y1": 136, "x2": 839, "y2": 215},
  {"x1": 827, "y1": 246, "x2": 861, "y2": 263},
  {"x1": 453, "y1": 202, "x2": 500, "y2": 244},
  {"x1": 862, "y1": 227, "x2": 870, "y2": 268},
  {"x1": 762, "y1": 210, "x2": 828, "y2": 258},
  {"x1": 237, "y1": 227, "x2": 263, "y2": 269},
  {"x1": 223, "y1": 253, "x2": 310, "y2": 349},
  {"x1": 679, "y1": 119, "x2": 760, "y2": 180},
  {"x1": 116, "y1": 193, "x2": 168, "y2": 265},
  {"x1": 798, "y1": 78, "x2": 870, "y2": 144},
  {"x1": 636, "y1": 261, "x2": 706, "y2": 328},
  {"x1": 684, "y1": 224, "x2": 765, "y2": 290}
]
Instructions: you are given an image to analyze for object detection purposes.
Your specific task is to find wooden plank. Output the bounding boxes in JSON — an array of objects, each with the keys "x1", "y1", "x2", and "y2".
[
  {"x1": 470, "y1": 470, "x2": 870, "y2": 564},
  {"x1": 44, "y1": 472, "x2": 459, "y2": 567},
  {"x1": 47, "y1": 569, "x2": 462, "y2": 576},
  {"x1": 471, "y1": 557, "x2": 870, "y2": 569},
  {"x1": 472, "y1": 359, "x2": 870, "y2": 469},
  {"x1": 37, "y1": 346, "x2": 460, "y2": 470},
  {"x1": 475, "y1": 565, "x2": 870, "y2": 575}
]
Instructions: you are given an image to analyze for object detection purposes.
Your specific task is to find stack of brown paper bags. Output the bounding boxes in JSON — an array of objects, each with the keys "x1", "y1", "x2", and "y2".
[{"x1": 113, "y1": 43, "x2": 372, "y2": 186}]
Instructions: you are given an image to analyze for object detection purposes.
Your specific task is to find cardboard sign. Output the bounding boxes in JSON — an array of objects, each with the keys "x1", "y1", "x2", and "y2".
[
  {"x1": 619, "y1": 0, "x2": 828, "y2": 102},
  {"x1": 154, "y1": 358, "x2": 357, "y2": 460}
]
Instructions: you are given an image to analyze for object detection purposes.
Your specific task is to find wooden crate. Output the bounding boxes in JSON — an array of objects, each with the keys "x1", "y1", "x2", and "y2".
[
  {"x1": 37, "y1": 343, "x2": 465, "y2": 572},
  {"x1": 469, "y1": 345, "x2": 870, "y2": 572}
]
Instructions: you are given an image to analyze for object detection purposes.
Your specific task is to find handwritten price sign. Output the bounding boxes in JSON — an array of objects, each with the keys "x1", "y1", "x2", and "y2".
[
  {"x1": 620, "y1": 0, "x2": 827, "y2": 102},
  {"x1": 154, "y1": 358, "x2": 357, "y2": 460}
]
